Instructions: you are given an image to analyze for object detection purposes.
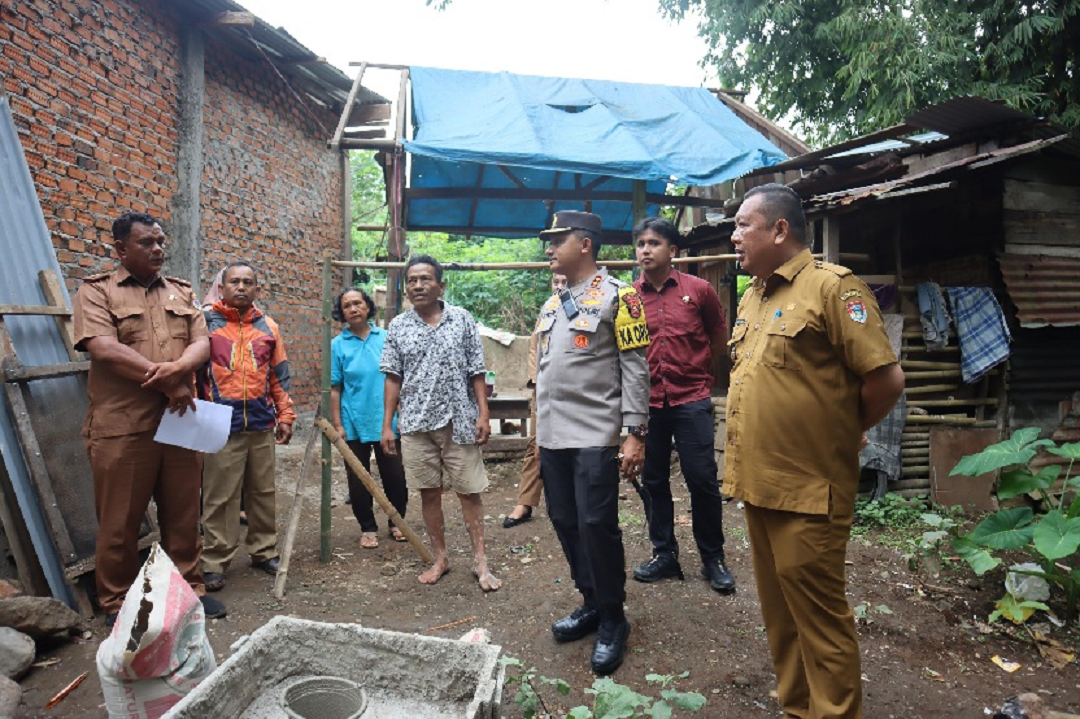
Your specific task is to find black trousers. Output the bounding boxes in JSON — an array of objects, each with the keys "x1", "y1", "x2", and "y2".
[
  {"x1": 641, "y1": 398, "x2": 726, "y2": 563},
  {"x1": 345, "y1": 439, "x2": 408, "y2": 532},
  {"x1": 540, "y1": 446, "x2": 626, "y2": 617}
]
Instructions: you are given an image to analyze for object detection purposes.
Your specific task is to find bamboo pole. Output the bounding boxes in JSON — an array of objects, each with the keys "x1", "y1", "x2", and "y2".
[
  {"x1": 907, "y1": 398, "x2": 999, "y2": 407},
  {"x1": 904, "y1": 384, "x2": 963, "y2": 395},
  {"x1": 274, "y1": 413, "x2": 321, "y2": 599},
  {"x1": 315, "y1": 417, "x2": 434, "y2": 564},
  {"x1": 329, "y1": 252, "x2": 858, "y2": 271},
  {"x1": 904, "y1": 370, "x2": 962, "y2": 380},
  {"x1": 901, "y1": 360, "x2": 963, "y2": 370},
  {"x1": 320, "y1": 253, "x2": 333, "y2": 564}
]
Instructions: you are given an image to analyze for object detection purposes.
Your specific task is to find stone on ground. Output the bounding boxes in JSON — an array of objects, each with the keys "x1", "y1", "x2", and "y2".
[
  {"x1": 0, "y1": 627, "x2": 34, "y2": 680},
  {"x1": 0, "y1": 675, "x2": 20, "y2": 717},
  {"x1": 0, "y1": 581, "x2": 22, "y2": 600},
  {"x1": 0, "y1": 597, "x2": 82, "y2": 639}
]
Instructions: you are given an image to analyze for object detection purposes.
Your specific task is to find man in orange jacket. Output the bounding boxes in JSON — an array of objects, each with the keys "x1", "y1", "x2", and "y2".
[{"x1": 200, "y1": 261, "x2": 295, "y2": 591}]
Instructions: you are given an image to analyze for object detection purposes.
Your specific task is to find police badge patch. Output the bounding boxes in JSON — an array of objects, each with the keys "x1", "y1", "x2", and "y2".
[
  {"x1": 615, "y1": 286, "x2": 650, "y2": 351},
  {"x1": 846, "y1": 299, "x2": 867, "y2": 323}
]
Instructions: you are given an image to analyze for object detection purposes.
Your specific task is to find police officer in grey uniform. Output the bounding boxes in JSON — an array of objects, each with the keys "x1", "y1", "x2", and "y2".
[{"x1": 535, "y1": 211, "x2": 651, "y2": 675}]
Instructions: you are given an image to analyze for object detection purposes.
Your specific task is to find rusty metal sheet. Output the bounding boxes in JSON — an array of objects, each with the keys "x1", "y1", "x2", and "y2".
[{"x1": 999, "y1": 254, "x2": 1080, "y2": 328}]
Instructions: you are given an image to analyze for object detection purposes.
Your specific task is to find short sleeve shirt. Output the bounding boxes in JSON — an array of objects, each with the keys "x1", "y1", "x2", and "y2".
[
  {"x1": 723, "y1": 249, "x2": 897, "y2": 516},
  {"x1": 331, "y1": 326, "x2": 396, "y2": 443},
  {"x1": 72, "y1": 266, "x2": 207, "y2": 438},
  {"x1": 380, "y1": 302, "x2": 486, "y2": 444},
  {"x1": 634, "y1": 269, "x2": 726, "y2": 408}
]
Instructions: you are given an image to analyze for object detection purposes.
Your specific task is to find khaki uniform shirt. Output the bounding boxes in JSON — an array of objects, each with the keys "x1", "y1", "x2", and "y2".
[
  {"x1": 73, "y1": 266, "x2": 207, "y2": 438},
  {"x1": 723, "y1": 249, "x2": 896, "y2": 515},
  {"x1": 536, "y1": 268, "x2": 650, "y2": 449}
]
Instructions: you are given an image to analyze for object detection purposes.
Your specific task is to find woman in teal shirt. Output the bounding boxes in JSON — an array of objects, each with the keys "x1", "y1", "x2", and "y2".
[{"x1": 330, "y1": 288, "x2": 407, "y2": 548}]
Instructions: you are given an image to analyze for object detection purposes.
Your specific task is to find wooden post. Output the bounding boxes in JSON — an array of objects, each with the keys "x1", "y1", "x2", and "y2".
[
  {"x1": 822, "y1": 216, "x2": 840, "y2": 264},
  {"x1": 632, "y1": 179, "x2": 647, "y2": 224},
  {"x1": 331, "y1": 62, "x2": 368, "y2": 149},
  {"x1": 274, "y1": 408, "x2": 321, "y2": 599},
  {"x1": 316, "y1": 418, "x2": 433, "y2": 564},
  {"x1": 320, "y1": 253, "x2": 333, "y2": 564}
]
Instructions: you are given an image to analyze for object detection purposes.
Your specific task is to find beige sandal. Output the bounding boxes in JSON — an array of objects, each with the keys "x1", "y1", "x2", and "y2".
[
  {"x1": 360, "y1": 532, "x2": 379, "y2": 549},
  {"x1": 390, "y1": 527, "x2": 406, "y2": 542}
]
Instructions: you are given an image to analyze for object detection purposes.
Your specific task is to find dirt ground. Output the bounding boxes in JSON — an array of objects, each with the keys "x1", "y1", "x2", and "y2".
[{"x1": 14, "y1": 437, "x2": 1080, "y2": 717}]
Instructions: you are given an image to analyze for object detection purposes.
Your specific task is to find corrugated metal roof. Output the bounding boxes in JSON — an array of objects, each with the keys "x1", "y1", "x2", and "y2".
[
  {"x1": 999, "y1": 254, "x2": 1080, "y2": 327},
  {"x1": 0, "y1": 93, "x2": 79, "y2": 606},
  {"x1": 806, "y1": 134, "x2": 1069, "y2": 209},
  {"x1": 905, "y1": 96, "x2": 1035, "y2": 136},
  {"x1": 181, "y1": 0, "x2": 386, "y2": 112}
]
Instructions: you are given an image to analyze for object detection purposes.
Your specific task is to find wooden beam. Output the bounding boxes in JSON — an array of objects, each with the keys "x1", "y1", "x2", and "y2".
[
  {"x1": 349, "y1": 61, "x2": 409, "y2": 70},
  {"x1": 404, "y1": 186, "x2": 724, "y2": 208},
  {"x1": 3, "y1": 361, "x2": 90, "y2": 382},
  {"x1": 331, "y1": 62, "x2": 368, "y2": 149},
  {"x1": 394, "y1": 68, "x2": 409, "y2": 142},
  {"x1": 0, "y1": 305, "x2": 72, "y2": 316},
  {"x1": 349, "y1": 103, "x2": 392, "y2": 124},
  {"x1": 822, "y1": 216, "x2": 840, "y2": 263},
  {"x1": 496, "y1": 165, "x2": 527, "y2": 189},
  {"x1": 37, "y1": 270, "x2": 79, "y2": 361},
  {"x1": 343, "y1": 128, "x2": 385, "y2": 140},
  {"x1": 212, "y1": 11, "x2": 255, "y2": 26}
]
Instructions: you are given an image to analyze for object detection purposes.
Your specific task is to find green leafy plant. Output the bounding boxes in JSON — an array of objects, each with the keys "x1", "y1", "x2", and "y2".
[
  {"x1": 501, "y1": 659, "x2": 706, "y2": 718},
  {"x1": 853, "y1": 602, "x2": 894, "y2": 625},
  {"x1": 946, "y1": 428, "x2": 1080, "y2": 622}
]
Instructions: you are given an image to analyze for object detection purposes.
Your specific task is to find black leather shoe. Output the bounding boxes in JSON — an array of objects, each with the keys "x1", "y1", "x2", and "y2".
[
  {"x1": 252, "y1": 556, "x2": 280, "y2": 576},
  {"x1": 204, "y1": 572, "x2": 226, "y2": 592},
  {"x1": 701, "y1": 559, "x2": 736, "y2": 594},
  {"x1": 502, "y1": 507, "x2": 533, "y2": 528},
  {"x1": 551, "y1": 605, "x2": 600, "y2": 643},
  {"x1": 200, "y1": 594, "x2": 227, "y2": 619},
  {"x1": 591, "y1": 618, "x2": 631, "y2": 675},
  {"x1": 632, "y1": 554, "x2": 684, "y2": 583}
]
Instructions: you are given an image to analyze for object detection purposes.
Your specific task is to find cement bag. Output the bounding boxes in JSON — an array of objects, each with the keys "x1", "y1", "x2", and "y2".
[{"x1": 96, "y1": 543, "x2": 217, "y2": 718}]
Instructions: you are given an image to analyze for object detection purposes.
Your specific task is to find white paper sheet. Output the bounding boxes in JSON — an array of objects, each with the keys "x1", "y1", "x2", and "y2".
[{"x1": 153, "y1": 399, "x2": 232, "y2": 453}]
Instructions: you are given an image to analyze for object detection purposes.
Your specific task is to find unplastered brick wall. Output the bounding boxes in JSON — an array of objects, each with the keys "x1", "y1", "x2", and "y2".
[
  {"x1": 199, "y1": 40, "x2": 342, "y2": 413},
  {"x1": 0, "y1": 0, "x2": 182, "y2": 283},
  {"x1": 1, "y1": 0, "x2": 343, "y2": 413}
]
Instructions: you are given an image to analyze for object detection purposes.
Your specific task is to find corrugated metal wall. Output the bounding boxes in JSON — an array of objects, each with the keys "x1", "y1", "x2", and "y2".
[{"x1": 0, "y1": 93, "x2": 82, "y2": 605}]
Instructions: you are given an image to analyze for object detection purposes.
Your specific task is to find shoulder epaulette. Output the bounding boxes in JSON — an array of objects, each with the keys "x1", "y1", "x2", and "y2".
[
  {"x1": 166, "y1": 276, "x2": 193, "y2": 288},
  {"x1": 604, "y1": 275, "x2": 628, "y2": 288},
  {"x1": 82, "y1": 272, "x2": 111, "y2": 283},
  {"x1": 813, "y1": 260, "x2": 853, "y2": 278}
]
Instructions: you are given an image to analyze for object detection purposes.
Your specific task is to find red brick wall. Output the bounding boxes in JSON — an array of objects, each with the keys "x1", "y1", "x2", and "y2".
[
  {"x1": 199, "y1": 40, "x2": 342, "y2": 413},
  {"x1": 0, "y1": 0, "x2": 182, "y2": 282},
  {"x1": 1, "y1": 0, "x2": 343, "y2": 413}
]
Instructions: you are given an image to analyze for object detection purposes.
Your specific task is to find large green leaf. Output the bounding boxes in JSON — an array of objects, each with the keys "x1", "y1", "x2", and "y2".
[
  {"x1": 1033, "y1": 510, "x2": 1080, "y2": 560},
  {"x1": 952, "y1": 536, "x2": 1001, "y2": 575},
  {"x1": 1047, "y1": 442, "x2": 1080, "y2": 460},
  {"x1": 661, "y1": 690, "x2": 707, "y2": 711},
  {"x1": 951, "y1": 428, "x2": 1052, "y2": 477},
  {"x1": 997, "y1": 466, "x2": 1062, "y2": 500},
  {"x1": 967, "y1": 507, "x2": 1035, "y2": 549}
]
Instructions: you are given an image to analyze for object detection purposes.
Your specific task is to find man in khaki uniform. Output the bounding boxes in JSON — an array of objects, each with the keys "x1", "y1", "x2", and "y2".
[
  {"x1": 725, "y1": 185, "x2": 904, "y2": 718},
  {"x1": 73, "y1": 212, "x2": 226, "y2": 625}
]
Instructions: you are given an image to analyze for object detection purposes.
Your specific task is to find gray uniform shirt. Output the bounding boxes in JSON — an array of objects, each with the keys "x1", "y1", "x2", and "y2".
[{"x1": 536, "y1": 268, "x2": 651, "y2": 449}]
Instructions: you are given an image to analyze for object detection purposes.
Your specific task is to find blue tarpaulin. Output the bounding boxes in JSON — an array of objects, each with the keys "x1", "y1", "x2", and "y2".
[{"x1": 402, "y1": 67, "x2": 787, "y2": 238}]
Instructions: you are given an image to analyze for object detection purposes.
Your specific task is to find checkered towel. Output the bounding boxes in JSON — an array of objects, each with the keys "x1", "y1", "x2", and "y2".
[{"x1": 946, "y1": 287, "x2": 1011, "y2": 384}]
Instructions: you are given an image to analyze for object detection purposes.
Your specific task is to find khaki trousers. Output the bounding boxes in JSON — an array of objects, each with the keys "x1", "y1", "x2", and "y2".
[
  {"x1": 201, "y1": 430, "x2": 277, "y2": 574},
  {"x1": 515, "y1": 395, "x2": 543, "y2": 507},
  {"x1": 87, "y1": 431, "x2": 204, "y2": 614},
  {"x1": 744, "y1": 502, "x2": 862, "y2": 719}
]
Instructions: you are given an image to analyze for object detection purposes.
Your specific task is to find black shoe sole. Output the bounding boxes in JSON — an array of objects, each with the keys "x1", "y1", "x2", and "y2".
[
  {"x1": 631, "y1": 564, "x2": 684, "y2": 583},
  {"x1": 552, "y1": 623, "x2": 599, "y2": 643}
]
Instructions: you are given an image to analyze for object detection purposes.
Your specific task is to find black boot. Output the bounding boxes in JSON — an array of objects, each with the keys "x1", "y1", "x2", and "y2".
[
  {"x1": 551, "y1": 604, "x2": 600, "y2": 642},
  {"x1": 591, "y1": 615, "x2": 631, "y2": 675}
]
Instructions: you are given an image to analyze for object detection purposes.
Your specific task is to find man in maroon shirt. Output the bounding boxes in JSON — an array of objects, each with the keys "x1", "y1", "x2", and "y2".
[{"x1": 631, "y1": 217, "x2": 734, "y2": 593}]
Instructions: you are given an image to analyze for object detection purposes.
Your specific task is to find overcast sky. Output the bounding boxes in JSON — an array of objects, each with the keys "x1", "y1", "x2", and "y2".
[{"x1": 239, "y1": 0, "x2": 718, "y2": 99}]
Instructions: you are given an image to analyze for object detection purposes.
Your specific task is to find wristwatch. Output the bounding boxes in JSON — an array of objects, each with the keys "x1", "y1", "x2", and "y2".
[{"x1": 626, "y1": 423, "x2": 648, "y2": 439}]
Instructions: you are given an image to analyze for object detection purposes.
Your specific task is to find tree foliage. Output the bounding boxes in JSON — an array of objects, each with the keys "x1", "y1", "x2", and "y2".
[{"x1": 661, "y1": 0, "x2": 1080, "y2": 145}]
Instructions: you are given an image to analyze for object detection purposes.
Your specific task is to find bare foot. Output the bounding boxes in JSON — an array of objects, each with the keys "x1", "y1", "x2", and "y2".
[
  {"x1": 418, "y1": 560, "x2": 450, "y2": 585},
  {"x1": 473, "y1": 567, "x2": 502, "y2": 592}
]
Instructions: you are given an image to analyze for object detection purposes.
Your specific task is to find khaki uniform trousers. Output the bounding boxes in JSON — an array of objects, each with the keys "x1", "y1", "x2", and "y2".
[
  {"x1": 744, "y1": 502, "x2": 862, "y2": 719},
  {"x1": 201, "y1": 430, "x2": 277, "y2": 573},
  {"x1": 515, "y1": 394, "x2": 543, "y2": 507},
  {"x1": 87, "y1": 431, "x2": 204, "y2": 614}
]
